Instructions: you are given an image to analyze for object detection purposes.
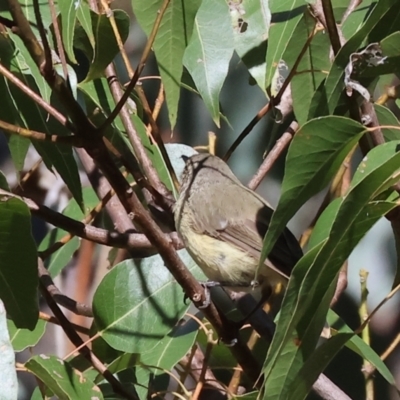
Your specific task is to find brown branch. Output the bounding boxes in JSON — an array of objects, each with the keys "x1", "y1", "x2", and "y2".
[
  {"x1": 48, "y1": 0, "x2": 68, "y2": 80},
  {"x1": 248, "y1": 121, "x2": 298, "y2": 190},
  {"x1": 179, "y1": 346, "x2": 227, "y2": 396},
  {"x1": 32, "y1": 0, "x2": 52, "y2": 78},
  {"x1": 312, "y1": 0, "x2": 343, "y2": 55},
  {"x1": 39, "y1": 311, "x2": 90, "y2": 335},
  {"x1": 0, "y1": 15, "x2": 16, "y2": 29},
  {"x1": 38, "y1": 260, "x2": 93, "y2": 318},
  {"x1": 0, "y1": 188, "x2": 176, "y2": 252},
  {"x1": 104, "y1": 65, "x2": 175, "y2": 210},
  {"x1": 341, "y1": 0, "x2": 363, "y2": 25},
  {"x1": 136, "y1": 84, "x2": 180, "y2": 192},
  {"x1": 0, "y1": 119, "x2": 84, "y2": 146},
  {"x1": 313, "y1": 374, "x2": 352, "y2": 400},
  {"x1": 0, "y1": 62, "x2": 71, "y2": 129}
]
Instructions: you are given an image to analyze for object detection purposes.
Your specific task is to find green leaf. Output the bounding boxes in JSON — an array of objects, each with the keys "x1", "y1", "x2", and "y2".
[
  {"x1": 132, "y1": 0, "x2": 201, "y2": 128},
  {"x1": 84, "y1": 10, "x2": 130, "y2": 82},
  {"x1": 0, "y1": 198, "x2": 38, "y2": 329},
  {"x1": 183, "y1": 0, "x2": 234, "y2": 125},
  {"x1": 0, "y1": 300, "x2": 18, "y2": 400},
  {"x1": 291, "y1": 14, "x2": 330, "y2": 125},
  {"x1": 341, "y1": 0, "x2": 373, "y2": 39},
  {"x1": 0, "y1": 35, "x2": 30, "y2": 171},
  {"x1": 140, "y1": 318, "x2": 198, "y2": 370},
  {"x1": 3, "y1": 75, "x2": 83, "y2": 208},
  {"x1": 76, "y1": 0, "x2": 95, "y2": 48},
  {"x1": 230, "y1": 0, "x2": 270, "y2": 93},
  {"x1": 374, "y1": 104, "x2": 400, "y2": 141},
  {"x1": 25, "y1": 355, "x2": 104, "y2": 400},
  {"x1": 262, "y1": 141, "x2": 400, "y2": 398},
  {"x1": 287, "y1": 333, "x2": 354, "y2": 400},
  {"x1": 265, "y1": 0, "x2": 306, "y2": 87},
  {"x1": 328, "y1": 310, "x2": 396, "y2": 387},
  {"x1": 7, "y1": 318, "x2": 47, "y2": 352},
  {"x1": 59, "y1": 0, "x2": 77, "y2": 63},
  {"x1": 259, "y1": 116, "x2": 367, "y2": 272},
  {"x1": 93, "y1": 250, "x2": 205, "y2": 353},
  {"x1": 94, "y1": 353, "x2": 140, "y2": 384},
  {"x1": 39, "y1": 187, "x2": 99, "y2": 277},
  {"x1": 34, "y1": 141, "x2": 83, "y2": 209}
]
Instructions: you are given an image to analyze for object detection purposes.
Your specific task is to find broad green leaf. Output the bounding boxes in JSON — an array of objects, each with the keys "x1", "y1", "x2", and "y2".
[
  {"x1": 93, "y1": 250, "x2": 205, "y2": 353},
  {"x1": 84, "y1": 10, "x2": 130, "y2": 82},
  {"x1": 291, "y1": 14, "x2": 330, "y2": 125},
  {"x1": 140, "y1": 317, "x2": 198, "y2": 370},
  {"x1": 132, "y1": 0, "x2": 201, "y2": 128},
  {"x1": 76, "y1": 0, "x2": 95, "y2": 48},
  {"x1": 33, "y1": 141, "x2": 83, "y2": 209},
  {"x1": 25, "y1": 355, "x2": 104, "y2": 400},
  {"x1": 0, "y1": 198, "x2": 38, "y2": 329},
  {"x1": 0, "y1": 300, "x2": 17, "y2": 400},
  {"x1": 265, "y1": 0, "x2": 306, "y2": 87},
  {"x1": 230, "y1": 0, "x2": 270, "y2": 93},
  {"x1": 374, "y1": 104, "x2": 400, "y2": 142},
  {"x1": 7, "y1": 319, "x2": 47, "y2": 352},
  {"x1": 39, "y1": 187, "x2": 99, "y2": 277},
  {"x1": 341, "y1": 0, "x2": 373, "y2": 39},
  {"x1": 94, "y1": 353, "x2": 140, "y2": 384},
  {"x1": 0, "y1": 0, "x2": 56, "y2": 101},
  {"x1": 0, "y1": 35, "x2": 30, "y2": 170},
  {"x1": 259, "y1": 116, "x2": 367, "y2": 273},
  {"x1": 59, "y1": 0, "x2": 77, "y2": 63},
  {"x1": 183, "y1": 0, "x2": 234, "y2": 125},
  {"x1": 262, "y1": 142, "x2": 400, "y2": 398}
]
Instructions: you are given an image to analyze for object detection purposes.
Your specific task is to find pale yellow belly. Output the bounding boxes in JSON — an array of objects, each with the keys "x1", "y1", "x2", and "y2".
[{"x1": 181, "y1": 228, "x2": 283, "y2": 291}]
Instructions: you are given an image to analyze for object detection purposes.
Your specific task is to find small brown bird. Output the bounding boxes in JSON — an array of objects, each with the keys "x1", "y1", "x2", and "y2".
[{"x1": 174, "y1": 153, "x2": 302, "y2": 300}]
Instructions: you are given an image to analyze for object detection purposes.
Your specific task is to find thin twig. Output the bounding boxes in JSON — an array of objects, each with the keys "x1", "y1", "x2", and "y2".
[
  {"x1": 341, "y1": 0, "x2": 363, "y2": 25},
  {"x1": 99, "y1": 0, "x2": 171, "y2": 131},
  {"x1": 38, "y1": 260, "x2": 93, "y2": 317},
  {"x1": 100, "y1": 0, "x2": 133, "y2": 76},
  {"x1": 359, "y1": 269, "x2": 374, "y2": 400},
  {"x1": 48, "y1": 0, "x2": 68, "y2": 80},
  {"x1": 311, "y1": 0, "x2": 344, "y2": 55},
  {"x1": 0, "y1": 188, "x2": 171, "y2": 251},
  {"x1": 0, "y1": 62, "x2": 71, "y2": 129},
  {"x1": 0, "y1": 119, "x2": 84, "y2": 146},
  {"x1": 248, "y1": 121, "x2": 298, "y2": 190},
  {"x1": 32, "y1": 0, "x2": 53, "y2": 78},
  {"x1": 191, "y1": 341, "x2": 213, "y2": 400},
  {"x1": 364, "y1": 332, "x2": 400, "y2": 378},
  {"x1": 39, "y1": 311, "x2": 90, "y2": 335},
  {"x1": 105, "y1": 64, "x2": 174, "y2": 207},
  {"x1": 224, "y1": 22, "x2": 318, "y2": 161}
]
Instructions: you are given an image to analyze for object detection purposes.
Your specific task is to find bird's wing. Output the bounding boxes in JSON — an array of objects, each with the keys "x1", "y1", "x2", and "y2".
[{"x1": 201, "y1": 204, "x2": 302, "y2": 279}]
